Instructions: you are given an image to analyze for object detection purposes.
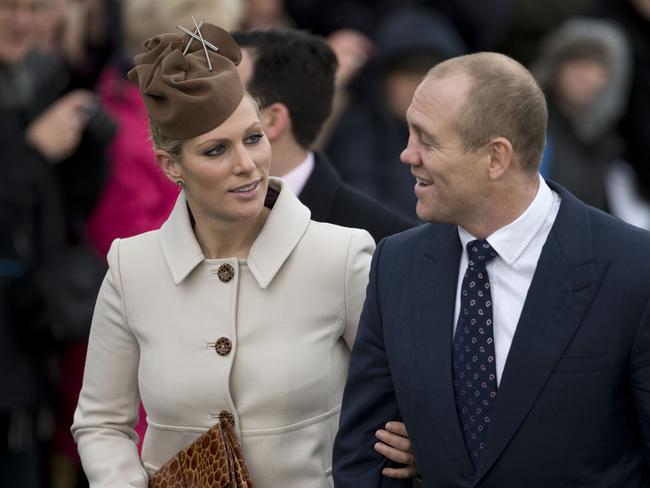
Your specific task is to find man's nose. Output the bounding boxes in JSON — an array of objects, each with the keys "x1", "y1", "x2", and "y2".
[{"x1": 400, "y1": 142, "x2": 419, "y2": 166}]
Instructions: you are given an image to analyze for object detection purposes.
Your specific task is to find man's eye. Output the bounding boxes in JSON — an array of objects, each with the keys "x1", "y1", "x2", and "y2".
[
  {"x1": 245, "y1": 133, "x2": 264, "y2": 145},
  {"x1": 421, "y1": 139, "x2": 436, "y2": 149}
]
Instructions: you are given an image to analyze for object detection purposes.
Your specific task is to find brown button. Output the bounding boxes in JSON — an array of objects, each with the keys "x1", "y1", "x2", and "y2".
[
  {"x1": 217, "y1": 263, "x2": 234, "y2": 282},
  {"x1": 219, "y1": 410, "x2": 235, "y2": 426},
  {"x1": 215, "y1": 337, "x2": 232, "y2": 356}
]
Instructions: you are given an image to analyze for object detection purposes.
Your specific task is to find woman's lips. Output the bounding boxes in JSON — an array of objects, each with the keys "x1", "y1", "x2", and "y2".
[{"x1": 229, "y1": 180, "x2": 261, "y2": 199}]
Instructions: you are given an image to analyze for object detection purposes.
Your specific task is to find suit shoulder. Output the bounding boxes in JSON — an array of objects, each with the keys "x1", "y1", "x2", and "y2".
[
  {"x1": 383, "y1": 222, "x2": 449, "y2": 244},
  {"x1": 588, "y1": 207, "x2": 650, "y2": 263},
  {"x1": 377, "y1": 222, "x2": 454, "y2": 260}
]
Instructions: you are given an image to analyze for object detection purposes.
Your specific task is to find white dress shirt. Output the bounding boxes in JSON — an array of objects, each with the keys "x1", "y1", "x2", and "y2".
[
  {"x1": 453, "y1": 177, "x2": 561, "y2": 385},
  {"x1": 282, "y1": 151, "x2": 315, "y2": 197}
]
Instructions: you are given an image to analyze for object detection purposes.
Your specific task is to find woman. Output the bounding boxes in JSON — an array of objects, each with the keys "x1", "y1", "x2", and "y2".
[{"x1": 71, "y1": 22, "x2": 415, "y2": 487}]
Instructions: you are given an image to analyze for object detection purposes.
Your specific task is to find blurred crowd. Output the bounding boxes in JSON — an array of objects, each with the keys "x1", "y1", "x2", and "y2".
[{"x1": 0, "y1": 0, "x2": 648, "y2": 486}]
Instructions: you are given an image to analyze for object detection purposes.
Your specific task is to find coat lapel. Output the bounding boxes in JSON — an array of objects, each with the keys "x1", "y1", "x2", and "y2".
[
  {"x1": 410, "y1": 225, "x2": 475, "y2": 474},
  {"x1": 473, "y1": 186, "x2": 609, "y2": 485}
]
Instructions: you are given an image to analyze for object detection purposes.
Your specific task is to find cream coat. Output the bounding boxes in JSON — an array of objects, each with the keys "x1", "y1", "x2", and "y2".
[{"x1": 71, "y1": 178, "x2": 374, "y2": 487}]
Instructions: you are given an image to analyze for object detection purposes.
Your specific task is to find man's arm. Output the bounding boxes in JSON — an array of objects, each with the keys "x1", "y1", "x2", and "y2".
[{"x1": 334, "y1": 239, "x2": 412, "y2": 487}]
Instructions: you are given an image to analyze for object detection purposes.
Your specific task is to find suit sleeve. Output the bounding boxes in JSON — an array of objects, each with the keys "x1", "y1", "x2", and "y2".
[
  {"x1": 343, "y1": 229, "x2": 375, "y2": 350},
  {"x1": 334, "y1": 238, "x2": 412, "y2": 487},
  {"x1": 631, "y1": 296, "x2": 650, "y2": 465},
  {"x1": 71, "y1": 239, "x2": 148, "y2": 487}
]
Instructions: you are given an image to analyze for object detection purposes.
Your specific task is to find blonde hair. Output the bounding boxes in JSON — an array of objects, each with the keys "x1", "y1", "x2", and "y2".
[{"x1": 123, "y1": 0, "x2": 244, "y2": 57}]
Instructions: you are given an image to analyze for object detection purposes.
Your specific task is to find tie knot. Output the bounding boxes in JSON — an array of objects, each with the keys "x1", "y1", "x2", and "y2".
[{"x1": 467, "y1": 240, "x2": 498, "y2": 269}]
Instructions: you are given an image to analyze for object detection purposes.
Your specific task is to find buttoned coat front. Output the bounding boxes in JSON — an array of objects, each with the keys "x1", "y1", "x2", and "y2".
[{"x1": 72, "y1": 178, "x2": 374, "y2": 488}]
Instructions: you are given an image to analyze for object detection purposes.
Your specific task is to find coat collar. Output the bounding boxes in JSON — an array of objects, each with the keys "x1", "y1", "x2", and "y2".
[{"x1": 159, "y1": 177, "x2": 311, "y2": 289}]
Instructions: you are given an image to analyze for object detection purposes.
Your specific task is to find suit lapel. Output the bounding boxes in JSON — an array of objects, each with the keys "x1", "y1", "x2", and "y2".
[
  {"x1": 473, "y1": 186, "x2": 609, "y2": 485},
  {"x1": 410, "y1": 225, "x2": 475, "y2": 474},
  {"x1": 297, "y1": 152, "x2": 340, "y2": 222}
]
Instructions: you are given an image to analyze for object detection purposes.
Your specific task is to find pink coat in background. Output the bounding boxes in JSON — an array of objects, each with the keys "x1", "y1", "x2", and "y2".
[{"x1": 88, "y1": 66, "x2": 179, "y2": 257}]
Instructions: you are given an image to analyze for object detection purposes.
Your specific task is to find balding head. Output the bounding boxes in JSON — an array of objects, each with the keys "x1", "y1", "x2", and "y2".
[{"x1": 427, "y1": 52, "x2": 548, "y2": 173}]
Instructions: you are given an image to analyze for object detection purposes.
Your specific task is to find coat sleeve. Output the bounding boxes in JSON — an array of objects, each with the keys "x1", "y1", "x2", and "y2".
[
  {"x1": 631, "y1": 296, "x2": 650, "y2": 466},
  {"x1": 342, "y1": 229, "x2": 375, "y2": 350},
  {"x1": 71, "y1": 239, "x2": 148, "y2": 487},
  {"x1": 334, "y1": 238, "x2": 412, "y2": 487}
]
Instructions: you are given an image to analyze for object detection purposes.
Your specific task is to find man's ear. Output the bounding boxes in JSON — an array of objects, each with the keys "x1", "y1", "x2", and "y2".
[
  {"x1": 155, "y1": 149, "x2": 183, "y2": 185},
  {"x1": 486, "y1": 137, "x2": 514, "y2": 181},
  {"x1": 260, "y1": 102, "x2": 290, "y2": 142}
]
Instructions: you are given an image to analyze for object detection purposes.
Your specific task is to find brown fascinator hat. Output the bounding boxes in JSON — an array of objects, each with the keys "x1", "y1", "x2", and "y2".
[{"x1": 128, "y1": 20, "x2": 244, "y2": 139}]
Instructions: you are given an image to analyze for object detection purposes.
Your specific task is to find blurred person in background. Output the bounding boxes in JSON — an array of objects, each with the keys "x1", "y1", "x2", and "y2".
[
  {"x1": 0, "y1": 0, "x2": 112, "y2": 486},
  {"x1": 241, "y1": 0, "x2": 292, "y2": 29},
  {"x1": 498, "y1": 0, "x2": 598, "y2": 64},
  {"x1": 284, "y1": 0, "x2": 509, "y2": 53},
  {"x1": 532, "y1": 17, "x2": 631, "y2": 211},
  {"x1": 233, "y1": 28, "x2": 414, "y2": 242},
  {"x1": 597, "y1": 0, "x2": 650, "y2": 207},
  {"x1": 32, "y1": 0, "x2": 119, "y2": 89},
  {"x1": 324, "y1": 6, "x2": 466, "y2": 220}
]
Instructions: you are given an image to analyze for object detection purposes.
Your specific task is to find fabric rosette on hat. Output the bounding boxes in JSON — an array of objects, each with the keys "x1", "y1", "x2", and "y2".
[{"x1": 128, "y1": 23, "x2": 244, "y2": 139}]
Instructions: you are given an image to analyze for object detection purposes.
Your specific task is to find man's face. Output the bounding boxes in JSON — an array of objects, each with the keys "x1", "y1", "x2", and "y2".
[
  {"x1": 0, "y1": 0, "x2": 45, "y2": 64},
  {"x1": 553, "y1": 58, "x2": 608, "y2": 114},
  {"x1": 400, "y1": 73, "x2": 491, "y2": 225}
]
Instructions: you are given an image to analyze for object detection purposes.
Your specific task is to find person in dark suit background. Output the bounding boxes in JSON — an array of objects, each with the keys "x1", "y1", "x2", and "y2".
[
  {"x1": 333, "y1": 51, "x2": 650, "y2": 487},
  {"x1": 232, "y1": 29, "x2": 414, "y2": 244}
]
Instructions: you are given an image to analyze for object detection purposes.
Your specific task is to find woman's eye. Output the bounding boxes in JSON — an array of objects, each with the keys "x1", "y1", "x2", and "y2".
[
  {"x1": 205, "y1": 144, "x2": 227, "y2": 157},
  {"x1": 245, "y1": 133, "x2": 264, "y2": 145}
]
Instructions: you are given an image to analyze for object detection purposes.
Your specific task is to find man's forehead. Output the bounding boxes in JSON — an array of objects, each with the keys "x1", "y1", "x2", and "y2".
[{"x1": 411, "y1": 75, "x2": 468, "y2": 116}]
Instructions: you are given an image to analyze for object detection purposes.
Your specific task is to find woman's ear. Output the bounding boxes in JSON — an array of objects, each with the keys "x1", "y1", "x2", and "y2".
[{"x1": 155, "y1": 149, "x2": 183, "y2": 185}]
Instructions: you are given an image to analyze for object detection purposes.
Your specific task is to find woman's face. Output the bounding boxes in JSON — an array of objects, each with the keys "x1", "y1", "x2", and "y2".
[{"x1": 164, "y1": 96, "x2": 272, "y2": 225}]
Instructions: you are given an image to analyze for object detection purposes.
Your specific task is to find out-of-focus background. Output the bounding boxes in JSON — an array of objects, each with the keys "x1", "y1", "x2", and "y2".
[{"x1": 0, "y1": 0, "x2": 648, "y2": 486}]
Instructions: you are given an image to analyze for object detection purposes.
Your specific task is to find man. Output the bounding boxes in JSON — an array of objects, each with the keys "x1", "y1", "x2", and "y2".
[
  {"x1": 333, "y1": 52, "x2": 650, "y2": 487},
  {"x1": 232, "y1": 29, "x2": 413, "y2": 243}
]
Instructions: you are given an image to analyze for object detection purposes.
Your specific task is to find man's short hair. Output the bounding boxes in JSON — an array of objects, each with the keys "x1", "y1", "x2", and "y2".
[
  {"x1": 430, "y1": 53, "x2": 548, "y2": 172},
  {"x1": 232, "y1": 29, "x2": 337, "y2": 149}
]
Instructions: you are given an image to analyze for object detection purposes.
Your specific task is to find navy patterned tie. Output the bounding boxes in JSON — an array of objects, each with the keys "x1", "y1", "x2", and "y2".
[{"x1": 453, "y1": 239, "x2": 498, "y2": 465}]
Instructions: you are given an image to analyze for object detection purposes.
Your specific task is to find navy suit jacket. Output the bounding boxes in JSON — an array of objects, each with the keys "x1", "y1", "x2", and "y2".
[{"x1": 333, "y1": 183, "x2": 650, "y2": 487}]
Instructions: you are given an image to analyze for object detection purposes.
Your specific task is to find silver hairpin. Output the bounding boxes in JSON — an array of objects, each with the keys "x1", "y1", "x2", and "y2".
[
  {"x1": 181, "y1": 19, "x2": 204, "y2": 55},
  {"x1": 176, "y1": 17, "x2": 220, "y2": 71}
]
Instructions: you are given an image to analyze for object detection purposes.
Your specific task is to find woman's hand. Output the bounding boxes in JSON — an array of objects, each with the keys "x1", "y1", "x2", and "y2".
[{"x1": 375, "y1": 421, "x2": 420, "y2": 478}]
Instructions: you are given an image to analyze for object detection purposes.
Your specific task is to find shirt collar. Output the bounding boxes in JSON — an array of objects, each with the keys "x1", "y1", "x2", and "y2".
[
  {"x1": 282, "y1": 151, "x2": 315, "y2": 196},
  {"x1": 458, "y1": 175, "x2": 554, "y2": 266},
  {"x1": 160, "y1": 177, "x2": 311, "y2": 288}
]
